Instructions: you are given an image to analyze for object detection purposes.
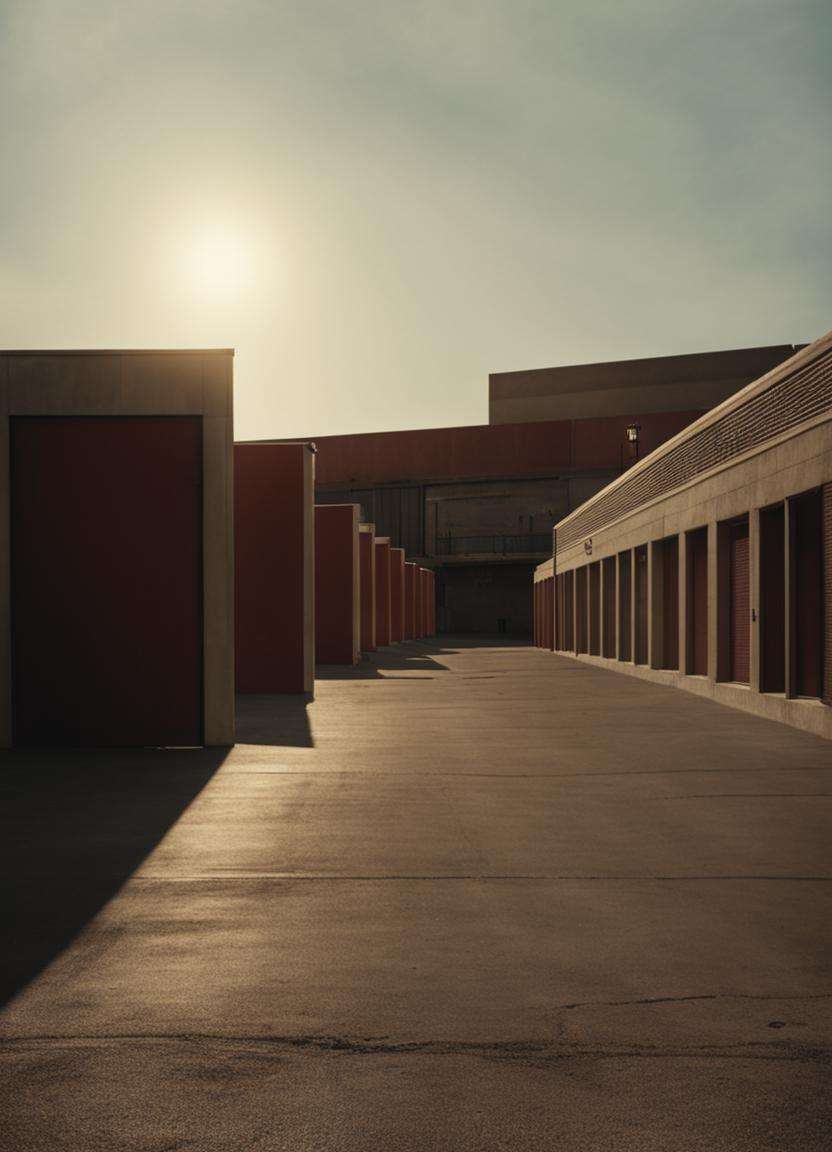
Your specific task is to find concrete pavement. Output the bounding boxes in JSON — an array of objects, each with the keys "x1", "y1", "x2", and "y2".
[{"x1": 1, "y1": 639, "x2": 830, "y2": 1150}]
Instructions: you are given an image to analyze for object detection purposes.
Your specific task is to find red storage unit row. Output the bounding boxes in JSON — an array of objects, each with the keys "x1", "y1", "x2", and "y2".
[
  {"x1": 425, "y1": 569, "x2": 436, "y2": 636},
  {"x1": 315, "y1": 504, "x2": 360, "y2": 665},
  {"x1": 234, "y1": 442, "x2": 315, "y2": 694}
]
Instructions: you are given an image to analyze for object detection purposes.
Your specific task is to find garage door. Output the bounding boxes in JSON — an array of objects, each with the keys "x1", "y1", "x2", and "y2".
[
  {"x1": 729, "y1": 521, "x2": 750, "y2": 684},
  {"x1": 12, "y1": 417, "x2": 203, "y2": 746}
]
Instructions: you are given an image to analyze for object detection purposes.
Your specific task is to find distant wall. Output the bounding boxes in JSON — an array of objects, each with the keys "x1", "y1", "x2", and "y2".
[{"x1": 489, "y1": 345, "x2": 801, "y2": 425}]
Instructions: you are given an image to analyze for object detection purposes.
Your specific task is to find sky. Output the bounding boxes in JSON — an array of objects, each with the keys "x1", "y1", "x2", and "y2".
[{"x1": 0, "y1": 1, "x2": 830, "y2": 440}]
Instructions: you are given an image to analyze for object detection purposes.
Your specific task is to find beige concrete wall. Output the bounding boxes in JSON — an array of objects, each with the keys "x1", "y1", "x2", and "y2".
[
  {"x1": 302, "y1": 446, "x2": 316, "y2": 695},
  {"x1": 0, "y1": 350, "x2": 235, "y2": 747},
  {"x1": 551, "y1": 417, "x2": 832, "y2": 739}
]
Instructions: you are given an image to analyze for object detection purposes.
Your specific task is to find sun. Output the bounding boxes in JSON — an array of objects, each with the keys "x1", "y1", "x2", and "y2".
[{"x1": 185, "y1": 228, "x2": 256, "y2": 299}]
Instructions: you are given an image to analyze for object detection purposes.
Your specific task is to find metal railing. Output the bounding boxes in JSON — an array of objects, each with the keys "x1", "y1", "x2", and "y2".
[{"x1": 435, "y1": 533, "x2": 552, "y2": 557}]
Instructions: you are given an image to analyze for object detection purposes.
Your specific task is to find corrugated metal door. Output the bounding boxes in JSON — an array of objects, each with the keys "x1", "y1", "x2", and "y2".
[
  {"x1": 635, "y1": 546, "x2": 648, "y2": 664},
  {"x1": 564, "y1": 570, "x2": 575, "y2": 651},
  {"x1": 543, "y1": 576, "x2": 550, "y2": 649},
  {"x1": 794, "y1": 489, "x2": 822, "y2": 698},
  {"x1": 12, "y1": 416, "x2": 203, "y2": 747},
  {"x1": 661, "y1": 537, "x2": 679, "y2": 670},
  {"x1": 589, "y1": 562, "x2": 600, "y2": 655},
  {"x1": 576, "y1": 567, "x2": 588, "y2": 653},
  {"x1": 729, "y1": 522, "x2": 750, "y2": 684},
  {"x1": 759, "y1": 506, "x2": 785, "y2": 693},
  {"x1": 602, "y1": 557, "x2": 616, "y2": 657},
  {"x1": 618, "y1": 552, "x2": 631, "y2": 662},
  {"x1": 687, "y1": 528, "x2": 708, "y2": 676}
]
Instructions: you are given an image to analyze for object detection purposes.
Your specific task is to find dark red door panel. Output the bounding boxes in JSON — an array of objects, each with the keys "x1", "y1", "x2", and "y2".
[
  {"x1": 12, "y1": 417, "x2": 203, "y2": 746},
  {"x1": 729, "y1": 524, "x2": 750, "y2": 684}
]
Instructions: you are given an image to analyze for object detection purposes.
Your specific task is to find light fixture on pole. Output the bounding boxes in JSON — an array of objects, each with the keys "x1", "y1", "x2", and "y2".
[{"x1": 625, "y1": 422, "x2": 641, "y2": 463}]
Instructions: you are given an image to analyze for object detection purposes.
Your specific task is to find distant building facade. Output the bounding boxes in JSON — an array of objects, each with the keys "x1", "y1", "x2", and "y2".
[{"x1": 299, "y1": 345, "x2": 802, "y2": 636}]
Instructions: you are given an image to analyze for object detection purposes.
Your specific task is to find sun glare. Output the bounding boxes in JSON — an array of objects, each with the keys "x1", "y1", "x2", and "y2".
[{"x1": 185, "y1": 228, "x2": 256, "y2": 299}]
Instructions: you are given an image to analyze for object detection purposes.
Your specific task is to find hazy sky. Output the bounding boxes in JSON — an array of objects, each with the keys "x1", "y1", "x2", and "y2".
[{"x1": 1, "y1": 1, "x2": 829, "y2": 439}]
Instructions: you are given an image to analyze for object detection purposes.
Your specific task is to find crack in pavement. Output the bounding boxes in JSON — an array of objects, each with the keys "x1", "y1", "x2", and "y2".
[
  {"x1": 559, "y1": 992, "x2": 832, "y2": 1009},
  {"x1": 1, "y1": 1032, "x2": 829, "y2": 1065}
]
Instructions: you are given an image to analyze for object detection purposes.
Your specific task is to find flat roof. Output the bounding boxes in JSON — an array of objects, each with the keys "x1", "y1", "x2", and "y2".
[
  {"x1": 489, "y1": 343, "x2": 802, "y2": 397},
  {"x1": 0, "y1": 348, "x2": 235, "y2": 357}
]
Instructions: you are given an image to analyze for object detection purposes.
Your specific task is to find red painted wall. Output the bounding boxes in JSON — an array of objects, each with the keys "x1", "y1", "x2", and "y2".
[
  {"x1": 415, "y1": 567, "x2": 425, "y2": 638},
  {"x1": 304, "y1": 412, "x2": 702, "y2": 486},
  {"x1": 11, "y1": 416, "x2": 203, "y2": 747},
  {"x1": 315, "y1": 504, "x2": 360, "y2": 664},
  {"x1": 375, "y1": 540, "x2": 392, "y2": 646},
  {"x1": 419, "y1": 569, "x2": 430, "y2": 638},
  {"x1": 405, "y1": 563, "x2": 418, "y2": 641},
  {"x1": 428, "y1": 571, "x2": 436, "y2": 636},
  {"x1": 359, "y1": 527, "x2": 376, "y2": 652},
  {"x1": 235, "y1": 443, "x2": 313, "y2": 693},
  {"x1": 390, "y1": 547, "x2": 405, "y2": 642}
]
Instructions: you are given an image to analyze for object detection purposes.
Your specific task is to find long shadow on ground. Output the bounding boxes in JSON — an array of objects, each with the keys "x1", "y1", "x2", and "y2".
[
  {"x1": 0, "y1": 746, "x2": 227, "y2": 1008},
  {"x1": 235, "y1": 694, "x2": 315, "y2": 747},
  {"x1": 314, "y1": 640, "x2": 451, "y2": 682}
]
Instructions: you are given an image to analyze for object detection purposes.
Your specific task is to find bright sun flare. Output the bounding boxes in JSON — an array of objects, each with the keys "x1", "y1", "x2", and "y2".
[{"x1": 186, "y1": 229, "x2": 256, "y2": 298}]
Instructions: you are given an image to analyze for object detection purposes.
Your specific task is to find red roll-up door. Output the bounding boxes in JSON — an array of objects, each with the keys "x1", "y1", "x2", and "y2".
[
  {"x1": 602, "y1": 557, "x2": 616, "y2": 658},
  {"x1": 576, "y1": 568, "x2": 588, "y2": 653},
  {"x1": 687, "y1": 528, "x2": 708, "y2": 677},
  {"x1": 661, "y1": 537, "x2": 679, "y2": 670},
  {"x1": 12, "y1": 416, "x2": 203, "y2": 747},
  {"x1": 635, "y1": 546, "x2": 648, "y2": 664},
  {"x1": 543, "y1": 576, "x2": 550, "y2": 649},
  {"x1": 588, "y1": 562, "x2": 600, "y2": 655},
  {"x1": 759, "y1": 507, "x2": 785, "y2": 693},
  {"x1": 618, "y1": 552, "x2": 632, "y2": 662},
  {"x1": 729, "y1": 522, "x2": 750, "y2": 684},
  {"x1": 794, "y1": 490, "x2": 822, "y2": 698},
  {"x1": 564, "y1": 570, "x2": 575, "y2": 652}
]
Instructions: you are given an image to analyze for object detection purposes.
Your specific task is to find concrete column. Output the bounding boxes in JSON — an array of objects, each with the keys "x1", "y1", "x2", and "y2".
[
  {"x1": 608, "y1": 555, "x2": 617, "y2": 663},
  {"x1": 629, "y1": 548, "x2": 637, "y2": 664},
  {"x1": 598, "y1": 559, "x2": 607, "y2": 658},
  {"x1": 572, "y1": 568, "x2": 579, "y2": 654},
  {"x1": 649, "y1": 540, "x2": 663, "y2": 670},
  {"x1": 713, "y1": 521, "x2": 728, "y2": 682},
  {"x1": 678, "y1": 532, "x2": 689, "y2": 676},
  {"x1": 749, "y1": 509, "x2": 761, "y2": 693}
]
